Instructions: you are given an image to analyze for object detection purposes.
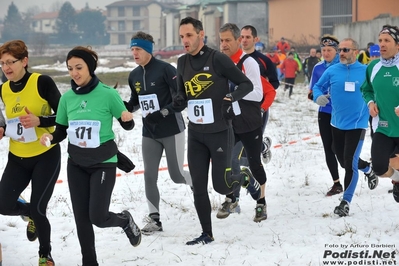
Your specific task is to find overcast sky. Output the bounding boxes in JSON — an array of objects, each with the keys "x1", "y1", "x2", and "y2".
[{"x1": 0, "y1": 0, "x2": 116, "y2": 19}]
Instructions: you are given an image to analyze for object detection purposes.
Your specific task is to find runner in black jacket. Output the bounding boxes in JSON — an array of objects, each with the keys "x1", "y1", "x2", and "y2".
[
  {"x1": 126, "y1": 31, "x2": 192, "y2": 234},
  {"x1": 174, "y1": 17, "x2": 256, "y2": 245}
]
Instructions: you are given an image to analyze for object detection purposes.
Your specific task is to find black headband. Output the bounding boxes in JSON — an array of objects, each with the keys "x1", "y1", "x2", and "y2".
[
  {"x1": 67, "y1": 49, "x2": 97, "y2": 75},
  {"x1": 380, "y1": 26, "x2": 399, "y2": 43}
]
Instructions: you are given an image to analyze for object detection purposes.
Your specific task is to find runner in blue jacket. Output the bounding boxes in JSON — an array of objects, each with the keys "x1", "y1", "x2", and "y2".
[
  {"x1": 309, "y1": 35, "x2": 341, "y2": 196},
  {"x1": 312, "y1": 38, "x2": 377, "y2": 217}
]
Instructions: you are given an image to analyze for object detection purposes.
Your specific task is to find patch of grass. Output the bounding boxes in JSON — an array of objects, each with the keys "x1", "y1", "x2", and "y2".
[
  {"x1": 52, "y1": 71, "x2": 131, "y2": 86},
  {"x1": 52, "y1": 71, "x2": 130, "y2": 86},
  {"x1": 28, "y1": 56, "x2": 132, "y2": 86},
  {"x1": 29, "y1": 56, "x2": 61, "y2": 66}
]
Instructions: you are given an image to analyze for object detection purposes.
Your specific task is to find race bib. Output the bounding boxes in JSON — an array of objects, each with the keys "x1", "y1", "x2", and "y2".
[
  {"x1": 187, "y1": 99, "x2": 214, "y2": 124},
  {"x1": 138, "y1": 94, "x2": 160, "y2": 117},
  {"x1": 344, "y1": 82, "x2": 355, "y2": 92},
  {"x1": 67, "y1": 120, "x2": 101, "y2": 148},
  {"x1": 232, "y1": 101, "x2": 241, "y2": 115},
  {"x1": 5, "y1": 118, "x2": 37, "y2": 143}
]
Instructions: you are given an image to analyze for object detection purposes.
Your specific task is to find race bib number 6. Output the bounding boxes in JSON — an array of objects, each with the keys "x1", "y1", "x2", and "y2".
[
  {"x1": 187, "y1": 99, "x2": 214, "y2": 124},
  {"x1": 5, "y1": 117, "x2": 37, "y2": 143},
  {"x1": 67, "y1": 120, "x2": 101, "y2": 148}
]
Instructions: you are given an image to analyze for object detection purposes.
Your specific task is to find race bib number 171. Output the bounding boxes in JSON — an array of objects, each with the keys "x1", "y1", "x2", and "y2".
[{"x1": 67, "y1": 120, "x2": 101, "y2": 148}]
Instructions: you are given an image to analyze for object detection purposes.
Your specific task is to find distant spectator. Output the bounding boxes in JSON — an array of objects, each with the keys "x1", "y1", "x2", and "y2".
[
  {"x1": 303, "y1": 48, "x2": 321, "y2": 81},
  {"x1": 358, "y1": 42, "x2": 374, "y2": 64},
  {"x1": 369, "y1": 44, "x2": 380, "y2": 60},
  {"x1": 203, "y1": 35, "x2": 208, "y2": 45},
  {"x1": 280, "y1": 51, "x2": 299, "y2": 98},
  {"x1": 255, "y1": 40, "x2": 266, "y2": 53},
  {"x1": 290, "y1": 47, "x2": 302, "y2": 72},
  {"x1": 316, "y1": 49, "x2": 322, "y2": 59},
  {"x1": 276, "y1": 37, "x2": 290, "y2": 55},
  {"x1": 266, "y1": 47, "x2": 280, "y2": 68},
  {"x1": 276, "y1": 49, "x2": 286, "y2": 81}
]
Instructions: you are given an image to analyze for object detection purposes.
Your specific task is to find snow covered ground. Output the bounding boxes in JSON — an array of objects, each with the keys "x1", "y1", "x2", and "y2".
[{"x1": 0, "y1": 64, "x2": 398, "y2": 266}]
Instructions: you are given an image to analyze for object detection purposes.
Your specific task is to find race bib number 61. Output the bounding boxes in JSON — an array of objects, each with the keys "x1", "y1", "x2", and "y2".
[{"x1": 187, "y1": 99, "x2": 214, "y2": 124}]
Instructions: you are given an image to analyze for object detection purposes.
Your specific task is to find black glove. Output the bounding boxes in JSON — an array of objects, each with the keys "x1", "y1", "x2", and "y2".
[
  {"x1": 117, "y1": 117, "x2": 135, "y2": 130},
  {"x1": 117, "y1": 151, "x2": 135, "y2": 173},
  {"x1": 144, "y1": 111, "x2": 164, "y2": 132},
  {"x1": 173, "y1": 95, "x2": 186, "y2": 108},
  {"x1": 307, "y1": 91, "x2": 313, "y2": 100},
  {"x1": 221, "y1": 100, "x2": 235, "y2": 121}
]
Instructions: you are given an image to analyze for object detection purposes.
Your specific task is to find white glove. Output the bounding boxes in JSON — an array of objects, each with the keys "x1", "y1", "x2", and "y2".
[{"x1": 316, "y1": 95, "x2": 330, "y2": 107}]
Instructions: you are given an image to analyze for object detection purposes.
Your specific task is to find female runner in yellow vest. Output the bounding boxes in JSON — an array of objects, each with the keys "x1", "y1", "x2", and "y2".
[{"x1": 0, "y1": 40, "x2": 61, "y2": 266}]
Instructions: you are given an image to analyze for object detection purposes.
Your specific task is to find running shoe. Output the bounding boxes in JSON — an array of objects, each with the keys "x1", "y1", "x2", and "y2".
[
  {"x1": 240, "y1": 166, "x2": 255, "y2": 188},
  {"x1": 246, "y1": 175, "x2": 261, "y2": 201},
  {"x1": 121, "y1": 210, "x2": 141, "y2": 247},
  {"x1": 334, "y1": 200, "x2": 349, "y2": 217},
  {"x1": 364, "y1": 168, "x2": 378, "y2": 190},
  {"x1": 186, "y1": 232, "x2": 214, "y2": 245},
  {"x1": 261, "y1": 137, "x2": 272, "y2": 164},
  {"x1": 253, "y1": 204, "x2": 267, "y2": 222},
  {"x1": 27, "y1": 218, "x2": 38, "y2": 241},
  {"x1": 142, "y1": 216, "x2": 163, "y2": 235},
  {"x1": 38, "y1": 254, "x2": 55, "y2": 266},
  {"x1": 326, "y1": 183, "x2": 343, "y2": 196},
  {"x1": 216, "y1": 198, "x2": 238, "y2": 219}
]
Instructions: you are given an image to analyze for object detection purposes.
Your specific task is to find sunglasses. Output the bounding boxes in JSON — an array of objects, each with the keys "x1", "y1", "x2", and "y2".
[{"x1": 337, "y1": 48, "x2": 354, "y2": 53}]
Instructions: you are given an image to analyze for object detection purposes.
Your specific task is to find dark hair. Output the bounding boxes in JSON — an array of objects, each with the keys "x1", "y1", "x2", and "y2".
[
  {"x1": 180, "y1": 17, "x2": 203, "y2": 33},
  {"x1": 219, "y1": 23, "x2": 240, "y2": 39},
  {"x1": 241, "y1": 25, "x2": 258, "y2": 37},
  {"x1": 67, "y1": 46, "x2": 98, "y2": 75},
  {"x1": 131, "y1": 31, "x2": 154, "y2": 44},
  {"x1": 0, "y1": 40, "x2": 29, "y2": 70}
]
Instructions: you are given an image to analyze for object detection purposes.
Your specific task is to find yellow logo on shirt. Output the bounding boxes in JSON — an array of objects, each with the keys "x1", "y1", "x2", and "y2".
[
  {"x1": 135, "y1": 81, "x2": 142, "y2": 94},
  {"x1": 184, "y1": 73, "x2": 214, "y2": 98}
]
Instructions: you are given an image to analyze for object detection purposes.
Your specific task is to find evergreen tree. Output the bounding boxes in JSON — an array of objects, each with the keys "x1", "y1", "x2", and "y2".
[
  {"x1": 2, "y1": 2, "x2": 30, "y2": 42},
  {"x1": 56, "y1": 1, "x2": 76, "y2": 44},
  {"x1": 75, "y1": 6, "x2": 107, "y2": 45}
]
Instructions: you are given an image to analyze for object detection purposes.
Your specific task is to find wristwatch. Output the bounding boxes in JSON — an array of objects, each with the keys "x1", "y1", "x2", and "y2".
[
  {"x1": 160, "y1": 108, "x2": 169, "y2": 117},
  {"x1": 225, "y1": 93, "x2": 234, "y2": 101}
]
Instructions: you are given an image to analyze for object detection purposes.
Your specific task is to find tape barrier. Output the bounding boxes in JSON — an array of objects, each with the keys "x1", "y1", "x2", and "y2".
[{"x1": 55, "y1": 133, "x2": 321, "y2": 183}]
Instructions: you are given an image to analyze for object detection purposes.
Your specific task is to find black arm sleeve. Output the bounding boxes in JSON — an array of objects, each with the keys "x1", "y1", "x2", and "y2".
[
  {"x1": 51, "y1": 123, "x2": 68, "y2": 144},
  {"x1": 37, "y1": 75, "x2": 61, "y2": 127},
  {"x1": 164, "y1": 64, "x2": 186, "y2": 113},
  {"x1": 213, "y1": 52, "x2": 253, "y2": 101},
  {"x1": 173, "y1": 56, "x2": 188, "y2": 110}
]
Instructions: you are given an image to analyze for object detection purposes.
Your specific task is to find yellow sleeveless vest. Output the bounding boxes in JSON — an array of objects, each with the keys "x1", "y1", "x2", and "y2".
[{"x1": 2, "y1": 73, "x2": 55, "y2": 157}]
